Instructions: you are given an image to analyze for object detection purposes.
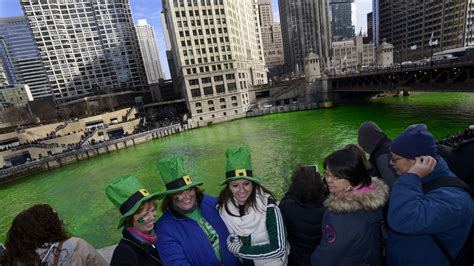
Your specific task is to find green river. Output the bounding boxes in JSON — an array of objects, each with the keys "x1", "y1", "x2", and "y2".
[{"x1": 1, "y1": 92, "x2": 474, "y2": 248}]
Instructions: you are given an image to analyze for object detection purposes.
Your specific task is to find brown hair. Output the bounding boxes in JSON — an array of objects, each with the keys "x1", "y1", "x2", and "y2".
[
  {"x1": 1, "y1": 204, "x2": 70, "y2": 265},
  {"x1": 124, "y1": 199, "x2": 158, "y2": 228},
  {"x1": 288, "y1": 165, "x2": 325, "y2": 204},
  {"x1": 217, "y1": 181, "x2": 274, "y2": 216},
  {"x1": 160, "y1": 187, "x2": 204, "y2": 213}
]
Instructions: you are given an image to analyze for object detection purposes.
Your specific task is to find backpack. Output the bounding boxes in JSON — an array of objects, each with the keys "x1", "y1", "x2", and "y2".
[{"x1": 422, "y1": 176, "x2": 474, "y2": 266}]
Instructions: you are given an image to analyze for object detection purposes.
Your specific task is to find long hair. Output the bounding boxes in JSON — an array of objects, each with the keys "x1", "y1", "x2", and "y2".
[
  {"x1": 1, "y1": 204, "x2": 70, "y2": 265},
  {"x1": 124, "y1": 199, "x2": 158, "y2": 228},
  {"x1": 288, "y1": 165, "x2": 325, "y2": 204},
  {"x1": 217, "y1": 181, "x2": 274, "y2": 216},
  {"x1": 323, "y1": 147, "x2": 372, "y2": 187},
  {"x1": 160, "y1": 187, "x2": 204, "y2": 213}
]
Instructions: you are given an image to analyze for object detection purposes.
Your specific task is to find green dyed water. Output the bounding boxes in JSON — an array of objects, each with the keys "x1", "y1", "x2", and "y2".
[{"x1": 1, "y1": 92, "x2": 474, "y2": 248}]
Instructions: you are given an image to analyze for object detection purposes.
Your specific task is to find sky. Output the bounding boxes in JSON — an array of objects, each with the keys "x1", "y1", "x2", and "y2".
[{"x1": 0, "y1": 0, "x2": 372, "y2": 79}]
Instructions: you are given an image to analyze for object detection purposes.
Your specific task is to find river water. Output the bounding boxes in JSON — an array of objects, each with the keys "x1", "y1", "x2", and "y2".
[{"x1": 1, "y1": 92, "x2": 474, "y2": 248}]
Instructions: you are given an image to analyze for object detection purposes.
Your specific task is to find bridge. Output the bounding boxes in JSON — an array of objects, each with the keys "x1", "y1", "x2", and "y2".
[{"x1": 330, "y1": 59, "x2": 474, "y2": 92}]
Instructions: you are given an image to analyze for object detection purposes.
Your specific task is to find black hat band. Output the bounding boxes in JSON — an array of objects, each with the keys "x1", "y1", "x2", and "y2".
[
  {"x1": 166, "y1": 175, "x2": 193, "y2": 190},
  {"x1": 225, "y1": 169, "x2": 253, "y2": 179},
  {"x1": 119, "y1": 189, "x2": 149, "y2": 215}
]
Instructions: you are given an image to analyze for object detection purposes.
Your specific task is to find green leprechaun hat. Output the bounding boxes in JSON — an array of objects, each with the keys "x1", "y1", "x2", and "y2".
[
  {"x1": 220, "y1": 147, "x2": 263, "y2": 185},
  {"x1": 106, "y1": 175, "x2": 163, "y2": 229},
  {"x1": 157, "y1": 156, "x2": 203, "y2": 196}
]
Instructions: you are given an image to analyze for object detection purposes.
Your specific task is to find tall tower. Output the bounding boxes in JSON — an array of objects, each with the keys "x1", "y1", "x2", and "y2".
[
  {"x1": 328, "y1": 0, "x2": 355, "y2": 41},
  {"x1": 0, "y1": 16, "x2": 51, "y2": 99},
  {"x1": 372, "y1": 0, "x2": 379, "y2": 46},
  {"x1": 162, "y1": 0, "x2": 267, "y2": 123},
  {"x1": 279, "y1": 0, "x2": 331, "y2": 75},
  {"x1": 257, "y1": 0, "x2": 284, "y2": 68},
  {"x1": 135, "y1": 19, "x2": 165, "y2": 84},
  {"x1": 20, "y1": 0, "x2": 147, "y2": 101}
]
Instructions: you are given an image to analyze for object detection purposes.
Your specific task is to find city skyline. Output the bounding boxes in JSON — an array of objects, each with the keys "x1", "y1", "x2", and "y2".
[{"x1": 0, "y1": 0, "x2": 371, "y2": 80}]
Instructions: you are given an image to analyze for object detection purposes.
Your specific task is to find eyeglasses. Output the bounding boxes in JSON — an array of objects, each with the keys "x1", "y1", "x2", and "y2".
[
  {"x1": 323, "y1": 170, "x2": 342, "y2": 180},
  {"x1": 390, "y1": 156, "x2": 404, "y2": 163}
]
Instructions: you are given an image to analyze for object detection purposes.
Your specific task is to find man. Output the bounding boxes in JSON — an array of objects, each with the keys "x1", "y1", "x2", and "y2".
[
  {"x1": 387, "y1": 124, "x2": 473, "y2": 266},
  {"x1": 358, "y1": 121, "x2": 398, "y2": 188}
]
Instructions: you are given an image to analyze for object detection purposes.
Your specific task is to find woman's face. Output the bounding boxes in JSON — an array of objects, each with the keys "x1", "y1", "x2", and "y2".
[
  {"x1": 173, "y1": 187, "x2": 196, "y2": 211},
  {"x1": 324, "y1": 167, "x2": 351, "y2": 196},
  {"x1": 229, "y1": 179, "x2": 254, "y2": 205},
  {"x1": 132, "y1": 201, "x2": 157, "y2": 232}
]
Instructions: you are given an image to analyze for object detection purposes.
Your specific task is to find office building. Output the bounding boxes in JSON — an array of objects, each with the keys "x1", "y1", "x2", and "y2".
[
  {"x1": 258, "y1": 0, "x2": 284, "y2": 68},
  {"x1": 329, "y1": 35, "x2": 375, "y2": 74},
  {"x1": 379, "y1": 0, "x2": 468, "y2": 62},
  {"x1": 0, "y1": 17, "x2": 51, "y2": 99},
  {"x1": 372, "y1": 0, "x2": 379, "y2": 46},
  {"x1": 367, "y1": 12, "x2": 373, "y2": 42},
  {"x1": 279, "y1": 0, "x2": 331, "y2": 74},
  {"x1": 20, "y1": 0, "x2": 147, "y2": 101},
  {"x1": 162, "y1": 0, "x2": 267, "y2": 122},
  {"x1": 328, "y1": 0, "x2": 355, "y2": 41},
  {"x1": 466, "y1": 0, "x2": 474, "y2": 46},
  {"x1": 0, "y1": 84, "x2": 33, "y2": 110},
  {"x1": 135, "y1": 19, "x2": 165, "y2": 84}
]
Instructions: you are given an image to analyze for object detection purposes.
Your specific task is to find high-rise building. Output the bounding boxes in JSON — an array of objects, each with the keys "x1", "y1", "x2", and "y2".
[
  {"x1": 372, "y1": 0, "x2": 379, "y2": 46},
  {"x1": 0, "y1": 54, "x2": 9, "y2": 85},
  {"x1": 135, "y1": 19, "x2": 165, "y2": 84},
  {"x1": 0, "y1": 17, "x2": 51, "y2": 99},
  {"x1": 379, "y1": 1, "x2": 468, "y2": 62},
  {"x1": 367, "y1": 12, "x2": 373, "y2": 42},
  {"x1": 466, "y1": 0, "x2": 474, "y2": 46},
  {"x1": 162, "y1": 0, "x2": 267, "y2": 122},
  {"x1": 279, "y1": 0, "x2": 331, "y2": 74},
  {"x1": 258, "y1": 0, "x2": 284, "y2": 68},
  {"x1": 328, "y1": 0, "x2": 355, "y2": 41},
  {"x1": 20, "y1": 0, "x2": 147, "y2": 101}
]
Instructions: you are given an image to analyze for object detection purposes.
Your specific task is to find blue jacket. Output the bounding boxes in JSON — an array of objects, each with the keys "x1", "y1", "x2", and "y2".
[
  {"x1": 387, "y1": 158, "x2": 473, "y2": 266},
  {"x1": 311, "y1": 178, "x2": 388, "y2": 266},
  {"x1": 155, "y1": 195, "x2": 241, "y2": 266}
]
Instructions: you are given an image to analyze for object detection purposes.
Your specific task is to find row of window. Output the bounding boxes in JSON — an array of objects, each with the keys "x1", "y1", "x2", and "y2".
[
  {"x1": 190, "y1": 82, "x2": 236, "y2": 98},
  {"x1": 175, "y1": 8, "x2": 225, "y2": 18},
  {"x1": 185, "y1": 62, "x2": 234, "y2": 74},
  {"x1": 195, "y1": 96, "x2": 237, "y2": 107}
]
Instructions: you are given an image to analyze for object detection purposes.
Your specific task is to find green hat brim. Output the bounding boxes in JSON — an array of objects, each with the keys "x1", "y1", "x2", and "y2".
[
  {"x1": 117, "y1": 191, "x2": 163, "y2": 229},
  {"x1": 220, "y1": 176, "x2": 262, "y2": 185},
  {"x1": 160, "y1": 181, "x2": 204, "y2": 197}
]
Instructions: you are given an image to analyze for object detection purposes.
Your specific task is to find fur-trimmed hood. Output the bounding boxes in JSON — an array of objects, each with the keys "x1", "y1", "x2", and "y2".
[{"x1": 325, "y1": 177, "x2": 388, "y2": 214}]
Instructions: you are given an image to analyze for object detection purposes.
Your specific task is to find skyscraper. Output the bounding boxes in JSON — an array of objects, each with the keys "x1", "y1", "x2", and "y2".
[
  {"x1": 162, "y1": 0, "x2": 267, "y2": 122},
  {"x1": 135, "y1": 19, "x2": 165, "y2": 84},
  {"x1": 258, "y1": 0, "x2": 284, "y2": 68},
  {"x1": 279, "y1": 0, "x2": 331, "y2": 74},
  {"x1": 367, "y1": 12, "x2": 373, "y2": 42},
  {"x1": 0, "y1": 16, "x2": 51, "y2": 99},
  {"x1": 372, "y1": 0, "x2": 379, "y2": 46},
  {"x1": 20, "y1": 0, "x2": 147, "y2": 101},
  {"x1": 379, "y1": 0, "x2": 468, "y2": 62},
  {"x1": 328, "y1": 0, "x2": 355, "y2": 41}
]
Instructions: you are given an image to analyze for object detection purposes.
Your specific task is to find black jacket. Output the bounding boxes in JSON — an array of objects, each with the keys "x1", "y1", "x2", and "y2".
[
  {"x1": 279, "y1": 192, "x2": 325, "y2": 266},
  {"x1": 110, "y1": 229, "x2": 163, "y2": 266}
]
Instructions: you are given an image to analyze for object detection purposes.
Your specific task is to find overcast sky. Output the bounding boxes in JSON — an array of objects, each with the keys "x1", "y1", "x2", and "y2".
[{"x1": 0, "y1": 0, "x2": 372, "y2": 79}]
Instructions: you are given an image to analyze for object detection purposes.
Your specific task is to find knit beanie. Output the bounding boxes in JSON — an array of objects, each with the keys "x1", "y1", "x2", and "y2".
[
  {"x1": 390, "y1": 124, "x2": 437, "y2": 159},
  {"x1": 358, "y1": 121, "x2": 386, "y2": 154}
]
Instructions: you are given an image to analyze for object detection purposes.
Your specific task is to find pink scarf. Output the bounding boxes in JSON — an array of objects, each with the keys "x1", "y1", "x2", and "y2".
[
  {"x1": 127, "y1": 227, "x2": 158, "y2": 244},
  {"x1": 354, "y1": 183, "x2": 375, "y2": 193}
]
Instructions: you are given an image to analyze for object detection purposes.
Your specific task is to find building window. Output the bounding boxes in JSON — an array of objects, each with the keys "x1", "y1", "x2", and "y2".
[
  {"x1": 219, "y1": 98, "x2": 226, "y2": 103},
  {"x1": 209, "y1": 107, "x2": 215, "y2": 111},
  {"x1": 221, "y1": 105, "x2": 226, "y2": 109},
  {"x1": 231, "y1": 96, "x2": 237, "y2": 101},
  {"x1": 189, "y1": 79, "x2": 199, "y2": 85},
  {"x1": 204, "y1": 86, "x2": 213, "y2": 96},
  {"x1": 202, "y1": 77, "x2": 212, "y2": 83},
  {"x1": 214, "y1": 75, "x2": 223, "y2": 81},
  {"x1": 195, "y1": 102, "x2": 202, "y2": 107},
  {"x1": 197, "y1": 109, "x2": 203, "y2": 113},
  {"x1": 208, "y1": 100, "x2": 214, "y2": 105},
  {"x1": 191, "y1": 89, "x2": 201, "y2": 97},
  {"x1": 216, "y1": 84, "x2": 225, "y2": 93},
  {"x1": 226, "y1": 73, "x2": 235, "y2": 79},
  {"x1": 227, "y1": 83, "x2": 236, "y2": 92}
]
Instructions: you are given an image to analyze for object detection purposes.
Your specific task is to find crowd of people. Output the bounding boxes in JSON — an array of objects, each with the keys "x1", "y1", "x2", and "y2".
[{"x1": 1, "y1": 122, "x2": 473, "y2": 266}]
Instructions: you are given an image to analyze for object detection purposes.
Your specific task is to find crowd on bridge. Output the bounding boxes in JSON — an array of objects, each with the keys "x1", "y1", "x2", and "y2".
[{"x1": 1, "y1": 122, "x2": 473, "y2": 266}]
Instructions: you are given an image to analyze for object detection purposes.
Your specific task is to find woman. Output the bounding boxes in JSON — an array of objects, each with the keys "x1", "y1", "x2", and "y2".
[
  {"x1": 279, "y1": 165, "x2": 326, "y2": 266},
  {"x1": 1, "y1": 204, "x2": 107, "y2": 265},
  {"x1": 310, "y1": 146, "x2": 389, "y2": 266},
  {"x1": 218, "y1": 147, "x2": 289, "y2": 266},
  {"x1": 106, "y1": 175, "x2": 163, "y2": 265},
  {"x1": 155, "y1": 156, "x2": 241, "y2": 266}
]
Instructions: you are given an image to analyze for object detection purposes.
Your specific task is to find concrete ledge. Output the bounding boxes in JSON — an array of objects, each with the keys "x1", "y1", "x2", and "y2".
[{"x1": 97, "y1": 245, "x2": 116, "y2": 263}]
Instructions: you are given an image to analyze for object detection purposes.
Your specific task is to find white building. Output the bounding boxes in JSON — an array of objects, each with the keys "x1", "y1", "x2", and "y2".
[
  {"x1": 20, "y1": 0, "x2": 147, "y2": 101},
  {"x1": 135, "y1": 19, "x2": 165, "y2": 84},
  {"x1": 162, "y1": 0, "x2": 267, "y2": 122},
  {"x1": 0, "y1": 84, "x2": 33, "y2": 110},
  {"x1": 330, "y1": 35, "x2": 375, "y2": 74},
  {"x1": 258, "y1": 0, "x2": 284, "y2": 68}
]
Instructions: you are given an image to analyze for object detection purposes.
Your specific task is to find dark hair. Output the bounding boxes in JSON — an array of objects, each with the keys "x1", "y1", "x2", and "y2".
[
  {"x1": 160, "y1": 186, "x2": 204, "y2": 213},
  {"x1": 344, "y1": 144, "x2": 371, "y2": 170},
  {"x1": 1, "y1": 204, "x2": 70, "y2": 265},
  {"x1": 288, "y1": 165, "x2": 325, "y2": 204},
  {"x1": 124, "y1": 199, "x2": 158, "y2": 228},
  {"x1": 217, "y1": 180, "x2": 274, "y2": 216},
  {"x1": 323, "y1": 147, "x2": 372, "y2": 187}
]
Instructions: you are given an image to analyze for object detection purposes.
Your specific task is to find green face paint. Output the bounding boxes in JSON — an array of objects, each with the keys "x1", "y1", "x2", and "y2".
[{"x1": 137, "y1": 216, "x2": 146, "y2": 225}]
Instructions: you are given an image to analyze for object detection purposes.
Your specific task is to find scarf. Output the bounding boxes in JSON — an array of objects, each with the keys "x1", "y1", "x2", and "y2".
[
  {"x1": 127, "y1": 227, "x2": 158, "y2": 245},
  {"x1": 220, "y1": 190, "x2": 269, "y2": 237}
]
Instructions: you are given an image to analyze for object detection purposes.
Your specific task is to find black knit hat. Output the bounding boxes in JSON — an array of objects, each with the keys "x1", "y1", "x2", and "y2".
[{"x1": 358, "y1": 121, "x2": 386, "y2": 154}]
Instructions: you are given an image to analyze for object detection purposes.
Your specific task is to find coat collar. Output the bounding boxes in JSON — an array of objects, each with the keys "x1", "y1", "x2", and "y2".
[{"x1": 325, "y1": 177, "x2": 388, "y2": 214}]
